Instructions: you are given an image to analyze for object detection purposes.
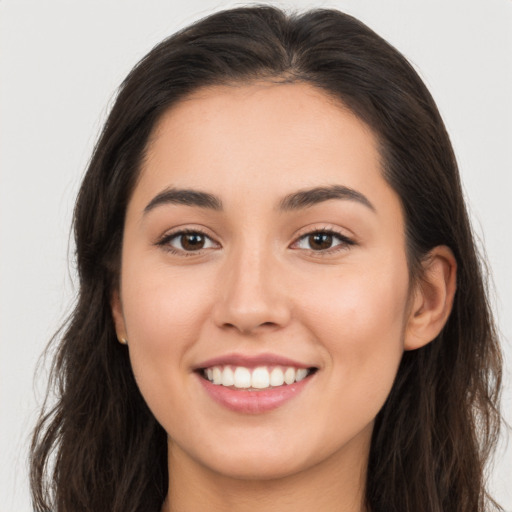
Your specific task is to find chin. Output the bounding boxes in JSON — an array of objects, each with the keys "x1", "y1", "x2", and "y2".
[
  {"x1": 207, "y1": 453, "x2": 310, "y2": 481},
  {"x1": 170, "y1": 435, "x2": 313, "y2": 481}
]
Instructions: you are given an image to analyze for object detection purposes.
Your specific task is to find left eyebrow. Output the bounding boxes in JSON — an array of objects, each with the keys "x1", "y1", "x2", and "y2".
[
  {"x1": 143, "y1": 187, "x2": 223, "y2": 214},
  {"x1": 278, "y1": 185, "x2": 376, "y2": 212}
]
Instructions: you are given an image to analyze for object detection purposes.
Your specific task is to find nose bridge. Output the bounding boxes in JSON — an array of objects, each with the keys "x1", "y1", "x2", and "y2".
[{"x1": 214, "y1": 234, "x2": 290, "y2": 333}]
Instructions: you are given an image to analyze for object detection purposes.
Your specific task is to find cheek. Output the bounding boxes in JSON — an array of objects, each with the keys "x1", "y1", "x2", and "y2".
[
  {"x1": 122, "y1": 263, "x2": 213, "y2": 347},
  {"x1": 302, "y1": 257, "x2": 409, "y2": 330},
  {"x1": 297, "y1": 257, "x2": 410, "y2": 399},
  {"x1": 120, "y1": 264, "x2": 214, "y2": 414}
]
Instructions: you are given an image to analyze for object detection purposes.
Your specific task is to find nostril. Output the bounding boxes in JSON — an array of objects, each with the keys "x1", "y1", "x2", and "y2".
[{"x1": 221, "y1": 320, "x2": 280, "y2": 334}]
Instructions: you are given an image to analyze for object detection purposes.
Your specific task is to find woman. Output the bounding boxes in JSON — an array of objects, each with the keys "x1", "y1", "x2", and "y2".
[{"x1": 30, "y1": 6, "x2": 503, "y2": 512}]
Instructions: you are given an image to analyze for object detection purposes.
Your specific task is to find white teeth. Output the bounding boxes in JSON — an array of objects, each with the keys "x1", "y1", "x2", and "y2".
[
  {"x1": 221, "y1": 366, "x2": 234, "y2": 387},
  {"x1": 251, "y1": 367, "x2": 270, "y2": 389},
  {"x1": 284, "y1": 367, "x2": 296, "y2": 385},
  {"x1": 296, "y1": 368, "x2": 308, "y2": 382},
  {"x1": 233, "y1": 367, "x2": 251, "y2": 388},
  {"x1": 212, "y1": 366, "x2": 222, "y2": 385},
  {"x1": 270, "y1": 367, "x2": 285, "y2": 386},
  {"x1": 204, "y1": 365, "x2": 312, "y2": 389}
]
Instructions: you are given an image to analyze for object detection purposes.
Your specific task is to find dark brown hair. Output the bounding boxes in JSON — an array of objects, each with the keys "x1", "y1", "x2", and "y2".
[{"x1": 30, "y1": 6, "x2": 503, "y2": 511}]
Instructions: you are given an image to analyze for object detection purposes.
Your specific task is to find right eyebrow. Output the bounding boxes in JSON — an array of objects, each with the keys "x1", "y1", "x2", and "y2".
[
  {"x1": 143, "y1": 187, "x2": 223, "y2": 214},
  {"x1": 278, "y1": 185, "x2": 376, "y2": 213}
]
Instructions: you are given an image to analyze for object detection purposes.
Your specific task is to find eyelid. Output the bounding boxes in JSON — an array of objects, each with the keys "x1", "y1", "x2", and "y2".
[
  {"x1": 154, "y1": 224, "x2": 355, "y2": 256},
  {"x1": 292, "y1": 224, "x2": 355, "y2": 241},
  {"x1": 155, "y1": 226, "x2": 221, "y2": 254},
  {"x1": 289, "y1": 225, "x2": 356, "y2": 253}
]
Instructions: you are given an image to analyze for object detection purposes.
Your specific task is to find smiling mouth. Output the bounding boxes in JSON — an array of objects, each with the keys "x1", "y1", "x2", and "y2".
[{"x1": 198, "y1": 365, "x2": 318, "y2": 390}]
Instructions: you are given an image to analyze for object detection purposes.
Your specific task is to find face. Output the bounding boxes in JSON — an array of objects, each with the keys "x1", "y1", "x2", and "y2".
[{"x1": 113, "y1": 82, "x2": 414, "y2": 481}]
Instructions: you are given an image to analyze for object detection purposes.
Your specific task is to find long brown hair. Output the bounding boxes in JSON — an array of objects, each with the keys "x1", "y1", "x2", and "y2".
[{"x1": 30, "y1": 6, "x2": 503, "y2": 511}]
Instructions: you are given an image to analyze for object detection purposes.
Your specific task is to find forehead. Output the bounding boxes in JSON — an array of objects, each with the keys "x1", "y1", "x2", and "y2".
[
  {"x1": 131, "y1": 81, "x2": 402, "y2": 228},
  {"x1": 149, "y1": 82, "x2": 377, "y2": 154},
  {"x1": 142, "y1": 83, "x2": 381, "y2": 186},
  {"x1": 125, "y1": 81, "x2": 406, "y2": 260}
]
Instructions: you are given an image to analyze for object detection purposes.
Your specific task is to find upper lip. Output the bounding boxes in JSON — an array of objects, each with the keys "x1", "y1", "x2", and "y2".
[{"x1": 194, "y1": 352, "x2": 316, "y2": 370}]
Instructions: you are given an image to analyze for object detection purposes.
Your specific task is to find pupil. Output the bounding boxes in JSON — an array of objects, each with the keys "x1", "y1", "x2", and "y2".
[
  {"x1": 181, "y1": 233, "x2": 204, "y2": 250},
  {"x1": 309, "y1": 233, "x2": 332, "y2": 250}
]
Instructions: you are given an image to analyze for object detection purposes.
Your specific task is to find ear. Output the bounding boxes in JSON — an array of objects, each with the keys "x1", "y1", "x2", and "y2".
[
  {"x1": 111, "y1": 289, "x2": 128, "y2": 344},
  {"x1": 404, "y1": 245, "x2": 457, "y2": 351}
]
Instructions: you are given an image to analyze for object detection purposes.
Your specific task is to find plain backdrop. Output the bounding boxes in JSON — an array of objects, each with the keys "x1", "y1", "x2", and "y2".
[{"x1": 1, "y1": 0, "x2": 511, "y2": 510}]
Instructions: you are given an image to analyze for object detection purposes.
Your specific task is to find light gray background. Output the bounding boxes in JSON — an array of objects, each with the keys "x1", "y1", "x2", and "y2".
[{"x1": 1, "y1": 1, "x2": 511, "y2": 510}]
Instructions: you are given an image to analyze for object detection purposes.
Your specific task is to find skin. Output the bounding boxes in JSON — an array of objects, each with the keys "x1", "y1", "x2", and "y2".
[{"x1": 112, "y1": 82, "x2": 456, "y2": 512}]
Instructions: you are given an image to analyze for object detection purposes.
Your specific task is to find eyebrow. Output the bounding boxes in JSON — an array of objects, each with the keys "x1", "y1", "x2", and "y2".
[
  {"x1": 278, "y1": 185, "x2": 376, "y2": 212},
  {"x1": 143, "y1": 184, "x2": 375, "y2": 215},
  {"x1": 144, "y1": 188, "x2": 223, "y2": 213}
]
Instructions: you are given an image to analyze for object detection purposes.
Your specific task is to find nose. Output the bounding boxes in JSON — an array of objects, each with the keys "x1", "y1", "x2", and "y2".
[{"x1": 212, "y1": 244, "x2": 292, "y2": 335}]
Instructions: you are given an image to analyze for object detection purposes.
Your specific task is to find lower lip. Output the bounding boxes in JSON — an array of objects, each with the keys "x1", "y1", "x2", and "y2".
[{"x1": 197, "y1": 373, "x2": 314, "y2": 414}]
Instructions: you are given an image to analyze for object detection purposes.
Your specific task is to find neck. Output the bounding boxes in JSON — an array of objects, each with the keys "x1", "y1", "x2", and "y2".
[{"x1": 162, "y1": 428, "x2": 370, "y2": 512}]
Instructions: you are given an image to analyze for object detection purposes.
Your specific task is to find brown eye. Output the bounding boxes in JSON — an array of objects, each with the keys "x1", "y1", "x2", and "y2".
[
  {"x1": 160, "y1": 230, "x2": 218, "y2": 253},
  {"x1": 180, "y1": 233, "x2": 205, "y2": 251},
  {"x1": 308, "y1": 233, "x2": 333, "y2": 250},
  {"x1": 293, "y1": 230, "x2": 354, "y2": 253}
]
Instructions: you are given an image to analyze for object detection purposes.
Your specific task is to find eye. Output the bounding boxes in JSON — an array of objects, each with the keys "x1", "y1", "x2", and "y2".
[
  {"x1": 293, "y1": 230, "x2": 354, "y2": 252},
  {"x1": 158, "y1": 230, "x2": 219, "y2": 254}
]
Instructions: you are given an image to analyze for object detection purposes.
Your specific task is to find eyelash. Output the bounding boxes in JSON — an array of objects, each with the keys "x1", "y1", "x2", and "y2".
[
  {"x1": 156, "y1": 228, "x2": 217, "y2": 257},
  {"x1": 291, "y1": 228, "x2": 355, "y2": 255},
  {"x1": 156, "y1": 227, "x2": 355, "y2": 256}
]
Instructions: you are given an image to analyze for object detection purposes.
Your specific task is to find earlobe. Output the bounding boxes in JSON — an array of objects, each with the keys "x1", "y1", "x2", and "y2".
[
  {"x1": 404, "y1": 246, "x2": 457, "y2": 351},
  {"x1": 111, "y1": 290, "x2": 128, "y2": 345}
]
